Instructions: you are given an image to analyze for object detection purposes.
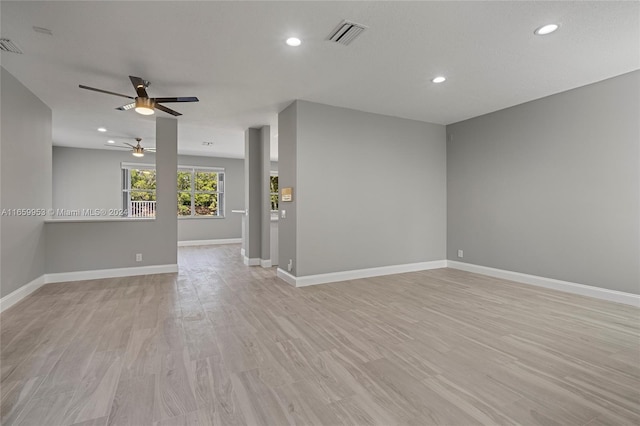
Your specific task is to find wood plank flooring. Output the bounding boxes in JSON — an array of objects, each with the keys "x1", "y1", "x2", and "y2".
[{"x1": 1, "y1": 244, "x2": 638, "y2": 425}]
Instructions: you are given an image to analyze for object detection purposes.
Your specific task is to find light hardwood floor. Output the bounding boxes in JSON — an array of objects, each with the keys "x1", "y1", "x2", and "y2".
[{"x1": 1, "y1": 244, "x2": 639, "y2": 426}]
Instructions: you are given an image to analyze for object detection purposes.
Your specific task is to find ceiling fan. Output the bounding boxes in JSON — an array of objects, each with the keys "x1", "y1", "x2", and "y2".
[
  {"x1": 79, "y1": 75, "x2": 199, "y2": 116},
  {"x1": 105, "y1": 138, "x2": 155, "y2": 158}
]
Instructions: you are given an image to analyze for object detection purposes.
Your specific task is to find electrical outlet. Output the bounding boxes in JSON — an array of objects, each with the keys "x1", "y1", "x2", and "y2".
[
  {"x1": 136, "y1": 253, "x2": 143, "y2": 262},
  {"x1": 281, "y1": 210, "x2": 286, "y2": 219},
  {"x1": 457, "y1": 250, "x2": 463, "y2": 258},
  {"x1": 287, "y1": 259, "x2": 293, "y2": 272}
]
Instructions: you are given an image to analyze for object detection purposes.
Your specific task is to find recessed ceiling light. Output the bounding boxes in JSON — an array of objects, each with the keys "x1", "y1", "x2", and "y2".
[
  {"x1": 286, "y1": 37, "x2": 301, "y2": 47},
  {"x1": 534, "y1": 24, "x2": 559, "y2": 35},
  {"x1": 431, "y1": 76, "x2": 446, "y2": 84},
  {"x1": 97, "y1": 127, "x2": 107, "y2": 132},
  {"x1": 107, "y1": 140, "x2": 115, "y2": 144}
]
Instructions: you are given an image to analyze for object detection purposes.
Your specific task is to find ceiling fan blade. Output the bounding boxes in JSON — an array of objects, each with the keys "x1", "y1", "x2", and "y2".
[
  {"x1": 103, "y1": 144, "x2": 131, "y2": 149},
  {"x1": 123, "y1": 142, "x2": 136, "y2": 148},
  {"x1": 116, "y1": 102, "x2": 136, "y2": 111},
  {"x1": 129, "y1": 76, "x2": 149, "y2": 98},
  {"x1": 79, "y1": 85, "x2": 134, "y2": 99},
  {"x1": 146, "y1": 148, "x2": 157, "y2": 152},
  {"x1": 152, "y1": 97, "x2": 199, "y2": 103},
  {"x1": 154, "y1": 103, "x2": 182, "y2": 116}
]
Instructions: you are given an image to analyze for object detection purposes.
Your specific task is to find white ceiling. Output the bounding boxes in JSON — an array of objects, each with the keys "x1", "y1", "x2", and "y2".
[{"x1": 2, "y1": 1, "x2": 638, "y2": 160}]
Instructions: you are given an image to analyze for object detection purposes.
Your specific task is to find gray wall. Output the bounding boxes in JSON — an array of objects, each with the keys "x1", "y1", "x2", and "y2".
[
  {"x1": 447, "y1": 70, "x2": 640, "y2": 294},
  {"x1": 53, "y1": 146, "x2": 148, "y2": 212},
  {"x1": 52, "y1": 146, "x2": 245, "y2": 242},
  {"x1": 260, "y1": 127, "x2": 272, "y2": 261},
  {"x1": 0, "y1": 67, "x2": 52, "y2": 297},
  {"x1": 244, "y1": 128, "x2": 262, "y2": 259},
  {"x1": 278, "y1": 102, "x2": 298, "y2": 274},
  {"x1": 280, "y1": 100, "x2": 447, "y2": 277},
  {"x1": 178, "y1": 154, "x2": 245, "y2": 241},
  {"x1": 45, "y1": 118, "x2": 178, "y2": 273}
]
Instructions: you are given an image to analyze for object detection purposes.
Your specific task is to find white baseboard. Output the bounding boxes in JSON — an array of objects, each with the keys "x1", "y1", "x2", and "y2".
[
  {"x1": 277, "y1": 260, "x2": 447, "y2": 288},
  {"x1": 46, "y1": 264, "x2": 178, "y2": 284},
  {"x1": 260, "y1": 259, "x2": 272, "y2": 268},
  {"x1": 178, "y1": 238, "x2": 241, "y2": 247},
  {"x1": 277, "y1": 268, "x2": 297, "y2": 286},
  {"x1": 243, "y1": 256, "x2": 260, "y2": 266},
  {"x1": 0, "y1": 275, "x2": 47, "y2": 313},
  {"x1": 0, "y1": 264, "x2": 179, "y2": 313},
  {"x1": 447, "y1": 261, "x2": 639, "y2": 307}
]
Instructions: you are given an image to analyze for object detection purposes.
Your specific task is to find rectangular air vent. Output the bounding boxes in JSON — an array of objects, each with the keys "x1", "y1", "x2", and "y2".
[
  {"x1": 0, "y1": 38, "x2": 23, "y2": 54},
  {"x1": 327, "y1": 20, "x2": 367, "y2": 46}
]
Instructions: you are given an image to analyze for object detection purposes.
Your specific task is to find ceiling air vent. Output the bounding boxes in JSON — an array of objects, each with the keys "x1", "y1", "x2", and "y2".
[
  {"x1": 0, "y1": 38, "x2": 23, "y2": 54},
  {"x1": 327, "y1": 20, "x2": 367, "y2": 46}
]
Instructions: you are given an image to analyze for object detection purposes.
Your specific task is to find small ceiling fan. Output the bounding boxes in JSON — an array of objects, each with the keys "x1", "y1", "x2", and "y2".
[
  {"x1": 79, "y1": 75, "x2": 199, "y2": 116},
  {"x1": 105, "y1": 138, "x2": 155, "y2": 158}
]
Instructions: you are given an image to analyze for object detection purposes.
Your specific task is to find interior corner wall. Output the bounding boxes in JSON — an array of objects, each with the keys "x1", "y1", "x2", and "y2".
[
  {"x1": 277, "y1": 102, "x2": 297, "y2": 274},
  {"x1": 45, "y1": 118, "x2": 178, "y2": 273},
  {"x1": 244, "y1": 128, "x2": 262, "y2": 260},
  {"x1": 285, "y1": 100, "x2": 447, "y2": 277},
  {"x1": 0, "y1": 67, "x2": 52, "y2": 297},
  {"x1": 52, "y1": 146, "x2": 148, "y2": 213},
  {"x1": 447, "y1": 70, "x2": 640, "y2": 294},
  {"x1": 177, "y1": 155, "x2": 245, "y2": 241},
  {"x1": 52, "y1": 147, "x2": 245, "y2": 242},
  {"x1": 260, "y1": 126, "x2": 271, "y2": 261}
]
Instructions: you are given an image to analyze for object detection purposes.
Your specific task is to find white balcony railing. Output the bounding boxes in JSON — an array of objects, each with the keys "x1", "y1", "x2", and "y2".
[{"x1": 129, "y1": 200, "x2": 156, "y2": 218}]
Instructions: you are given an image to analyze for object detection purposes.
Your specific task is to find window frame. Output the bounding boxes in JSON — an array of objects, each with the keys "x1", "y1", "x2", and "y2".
[
  {"x1": 177, "y1": 165, "x2": 225, "y2": 219},
  {"x1": 121, "y1": 163, "x2": 225, "y2": 219},
  {"x1": 122, "y1": 162, "x2": 157, "y2": 218},
  {"x1": 270, "y1": 172, "x2": 279, "y2": 212}
]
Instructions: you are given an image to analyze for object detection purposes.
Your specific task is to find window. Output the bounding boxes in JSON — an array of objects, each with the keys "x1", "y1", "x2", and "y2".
[
  {"x1": 178, "y1": 167, "x2": 225, "y2": 217},
  {"x1": 270, "y1": 174, "x2": 279, "y2": 211},
  {"x1": 121, "y1": 164, "x2": 224, "y2": 218},
  {"x1": 122, "y1": 164, "x2": 157, "y2": 218}
]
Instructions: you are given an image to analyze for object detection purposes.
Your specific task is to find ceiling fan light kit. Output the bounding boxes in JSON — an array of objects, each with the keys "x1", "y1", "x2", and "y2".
[
  {"x1": 105, "y1": 137, "x2": 155, "y2": 158},
  {"x1": 79, "y1": 75, "x2": 199, "y2": 117},
  {"x1": 134, "y1": 97, "x2": 155, "y2": 115}
]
